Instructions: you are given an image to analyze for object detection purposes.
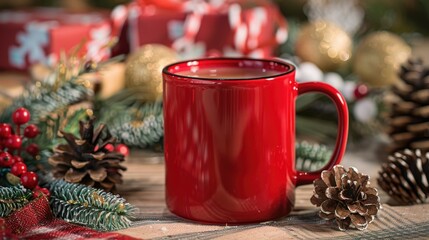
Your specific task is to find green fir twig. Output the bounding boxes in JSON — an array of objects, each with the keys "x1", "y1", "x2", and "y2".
[
  {"x1": 47, "y1": 179, "x2": 135, "y2": 231},
  {"x1": 95, "y1": 90, "x2": 164, "y2": 148},
  {"x1": 0, "y1": 80, "x2": 91, "y2": 124},
  {"x1": 107, "y1": 101, "x2": 164, "y2": 148},
  {"x1": 0, "y1": 186, "x2": 32, "y2": 217},
  {"x1": 296, "y1": 141, "x2": 332, "y2": 172}
]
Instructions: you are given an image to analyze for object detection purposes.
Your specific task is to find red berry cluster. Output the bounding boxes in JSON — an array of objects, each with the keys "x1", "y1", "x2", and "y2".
[
  {"x1": 106, "y1": 143, "x2": 130, "y2": 156},
  {"x1": 94, "y1": 142, "x2": 129, "y2": 156},
  {"x1": 0, "y1": 107, "x2": 49, "y2": 198}
]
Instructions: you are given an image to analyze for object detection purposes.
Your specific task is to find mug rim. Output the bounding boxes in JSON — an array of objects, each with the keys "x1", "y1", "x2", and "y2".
[{"x1": 162, "y1": 57, "x2": 296, "y2": 81}]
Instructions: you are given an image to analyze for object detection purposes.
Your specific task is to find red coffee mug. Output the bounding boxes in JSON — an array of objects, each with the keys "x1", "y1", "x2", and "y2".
[{"x1": 162, "y1": 58, "x2": 348, "y2": 224}]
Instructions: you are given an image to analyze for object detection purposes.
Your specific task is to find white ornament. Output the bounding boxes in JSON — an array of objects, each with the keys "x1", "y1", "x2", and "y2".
[
  {"x1": 342, "y1": 80, "x2": 357, "y2": 101},
  {"x1": 324, "y1": 72, "x2": 344, "y2": 90},
  {"x1": 296, "y1": 62, "x2": 323, "y2": 82},
  {"x1": 353, "y1": 97, "x2": 377, "y2": 122}
]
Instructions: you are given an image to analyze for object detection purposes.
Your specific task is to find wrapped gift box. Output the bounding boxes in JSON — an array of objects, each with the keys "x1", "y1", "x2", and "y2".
[
  {"x1": 0, "y1": 8, "x2": 112, "y2": 71},
  {"x1": 112, "y1": 0, "x2": 287, "y2": 58}
]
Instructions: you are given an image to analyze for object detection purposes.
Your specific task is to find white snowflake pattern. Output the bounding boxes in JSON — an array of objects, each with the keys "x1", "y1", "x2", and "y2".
[{"x1": 9, "y1": 21, "x2": 57, "y2": 68}]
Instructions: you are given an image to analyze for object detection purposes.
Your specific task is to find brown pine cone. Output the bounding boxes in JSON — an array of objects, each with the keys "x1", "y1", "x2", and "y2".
[
  {"x1": 377, "y1": 148, "x2": 429, "y2": 205},
  {"x1": 49, "y1": 118, "x2": 126, "y2": 192},
  {"x1": 387, "y1": 59, "x2": 429, "y2": 153},
  {"x1": 311, "y1": 165, "x2": 381, "y2": 231}
]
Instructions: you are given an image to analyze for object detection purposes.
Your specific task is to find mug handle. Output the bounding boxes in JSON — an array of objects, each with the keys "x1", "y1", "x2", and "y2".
[{"x1": 295, "y1": 82, "x2": 349, "y2": 186}]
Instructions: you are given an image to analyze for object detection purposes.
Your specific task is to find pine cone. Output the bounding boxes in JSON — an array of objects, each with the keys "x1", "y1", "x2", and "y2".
[
  {"x1": 310, "y1": 165, "x2": 381, "y2": 231},
  {"x1": 49, "y1": 119, "x2": 126, "y2": 192},
  {"x1": 387, "y1": 59, "x2": 429, "y2": 153},
  {"x1": 377, "y1": 148, "x2": 429, "y2": 205}
]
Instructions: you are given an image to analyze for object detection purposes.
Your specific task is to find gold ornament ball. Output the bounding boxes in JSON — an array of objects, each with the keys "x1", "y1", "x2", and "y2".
[
  {"x1": 295, "y1": 21, "x2": 352, "y2": 71},
  {"x1": 353, "y1": 31, "x2": 411, "y2": 87},
  {"x1": 125, "y1": 44, "x2": 179, "y2": 101}
]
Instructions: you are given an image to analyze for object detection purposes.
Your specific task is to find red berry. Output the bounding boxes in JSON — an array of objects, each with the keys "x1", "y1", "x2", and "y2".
[
  {"x1": 11, "y1": 162, "x2": 27, "y2": 176},
  {"x1": 20, "y1": 171, "x2": 38, "y2": 189},
  {"x1": 0, "y1": 123, "x2": 12, "y2": 138},
  {"x1": 115, "y1": 144, "x2": 129, "y2": 156},
  {"x1": 353, "y1": 84, "x2": 369, "y2": 100},
  {"x1": 24, "y1": 124, "x2": 39, "y2": 138},
  {"x1": 0, "y1": 152, "x2": 13, "y2": 167},
  {"x1": 6, "y1": 135, "x2": 22, "y2": 149},
  {"x1": 12, "y1": 107, "x2": 31, "y2": 125},
  {"x1": 26, "y1": 143, "x2": 39, "y2": 156},
  {"x1": 105, "y1": 143, "x2": 115, "y2": 152},
  {"x1": 12, "y1": 155, "x2": 23, "y2": 163},
  {"x1": 8, "y1": 156, "x2": 17, "y2": 166}
]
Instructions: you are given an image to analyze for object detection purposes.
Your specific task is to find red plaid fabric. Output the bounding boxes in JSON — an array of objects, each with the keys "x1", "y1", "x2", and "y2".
[{"x1": 3, "y1": 196, "x2": 139, "y2": 240}]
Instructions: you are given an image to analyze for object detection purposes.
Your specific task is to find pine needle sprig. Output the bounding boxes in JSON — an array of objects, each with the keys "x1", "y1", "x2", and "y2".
[
  {"x1": 296, "y1": 141, "x2": 332, "y2": 171},
  {"x1": 0, "y1": 54, "x2": 123, "y2": 124},
  {"x1": 95, "y1": 88, "x2": 164, "y2": 148},
  {"x1": 107, "y1": 101, "x2": 164, "y2": 148},
  {"x1": 0, "y1": 54, "x2": 94, "y2": 124},
  {"x1": 1, "y1": 80, "x2": 91, "y2": 124},
  {"x1": 0, "y1": 186, "x2": 32, "y2": 217},
  {"x1": 47, "y1": 179, "x2": 135, "y2": 231}
]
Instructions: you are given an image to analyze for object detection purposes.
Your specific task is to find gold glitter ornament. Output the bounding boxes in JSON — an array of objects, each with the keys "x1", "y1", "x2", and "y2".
[
  {"x1": 125, "y1": 44, "x2": 179, "y2": 101},
  {"x1": 295, "y1": 21, "x2": 352, "y2": 71},
  {"x1": 353, "y1": 31, "x2": 411, "y2": 87}
]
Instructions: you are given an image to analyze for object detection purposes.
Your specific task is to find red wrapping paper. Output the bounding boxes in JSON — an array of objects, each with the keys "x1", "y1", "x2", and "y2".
[
  {"x1": 112, "y1": 0, "x2": 287, "y2": 58},
  {"x1": 0, "y1": 8, "x2": 112, "y2": 71}
]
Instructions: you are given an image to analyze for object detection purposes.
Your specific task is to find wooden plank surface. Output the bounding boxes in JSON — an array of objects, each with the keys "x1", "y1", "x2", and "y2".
[{"x1": 117, "y1": 142, "x2": 389, "y2": 231}]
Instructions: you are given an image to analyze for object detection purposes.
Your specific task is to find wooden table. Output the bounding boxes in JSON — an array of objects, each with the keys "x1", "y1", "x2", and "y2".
[{"x1": 114, "y1": 139, "x2": 429, "y2": 240}]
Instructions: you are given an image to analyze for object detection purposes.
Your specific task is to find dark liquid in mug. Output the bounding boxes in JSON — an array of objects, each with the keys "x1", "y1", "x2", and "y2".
[{"x1": 175, "y1": 67, "x2": 282, "y2": 79}]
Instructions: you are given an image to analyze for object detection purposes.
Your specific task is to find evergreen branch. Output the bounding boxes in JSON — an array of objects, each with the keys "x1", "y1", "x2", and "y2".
[
  {"x1": 0, "y1": 55, "x2": 124, "y2": 124},
  {"x1": 0, "y1": 79, "x2": 91, "y2": 124},
  {"x1": 0, "y1": 186, "x2": 32, "y2": 217},
  {"x1": 109, "y1": 101, "x2": 163, "y2": 148},
  {"x1": 296, "y1": 141, "x2": 332, "y2": 172},
  {"x1": 97, "y1": 95, "x2": 164, "y2": 148},
  {"x1": 47, "y1": 179, "x2": 135, "y2": 231}
]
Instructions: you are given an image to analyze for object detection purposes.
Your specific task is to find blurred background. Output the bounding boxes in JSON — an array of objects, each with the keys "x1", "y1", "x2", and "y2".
[{"x1": 0, "y1": 0, "x2": 428, "y2": 165}]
